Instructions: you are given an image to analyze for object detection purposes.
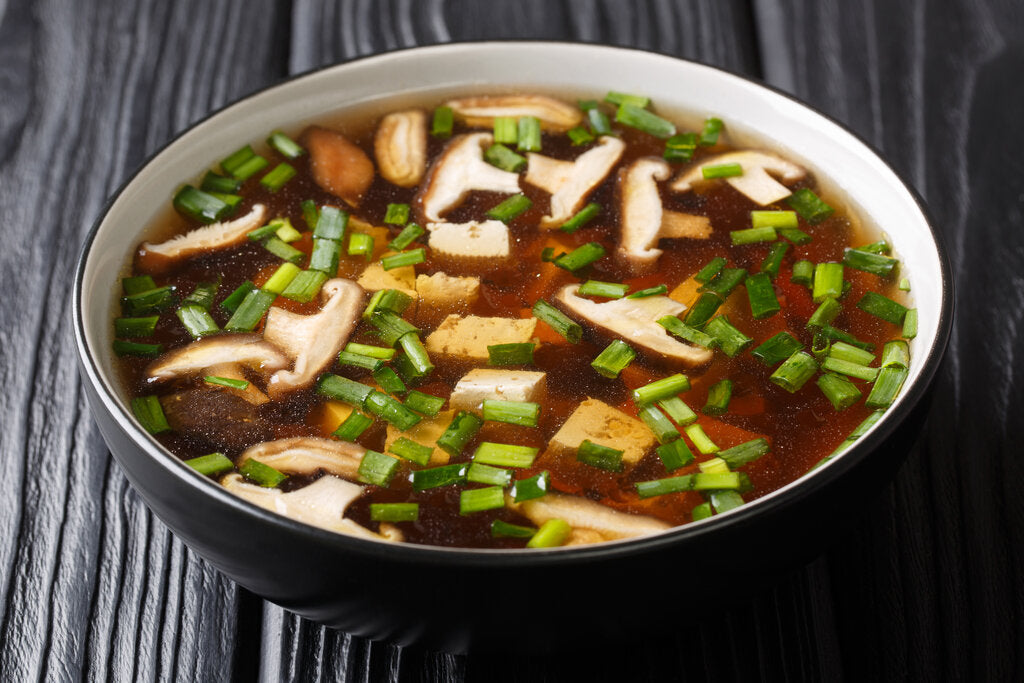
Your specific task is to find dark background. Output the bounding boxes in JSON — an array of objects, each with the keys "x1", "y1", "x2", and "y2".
[{"x1": 1, "y1": 0, "x2": 1022, "y2": 680}]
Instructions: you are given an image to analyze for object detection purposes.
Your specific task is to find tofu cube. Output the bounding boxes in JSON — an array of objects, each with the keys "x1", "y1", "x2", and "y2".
[
  {"x1": 416, "y1": 272, "x2": 480, "y2": 308},
  {"x1": 427, "y1": 220, "x2": 510, "y2": 259},
  {"x1": 425, "y1": 314, "x2": 537, "y2": 362},
  {"x1": 356, "y1": 260, "x2": 417, "y2": 297},
  {"x1": 546, "y1": 398, "x2": 656, "y2": 465},
  {"x1": 449, "y1": 369, "x2": 547, "y2": 413},
  {"x1": 384, "y1": 410, "x2": 454, "y2": 466}
]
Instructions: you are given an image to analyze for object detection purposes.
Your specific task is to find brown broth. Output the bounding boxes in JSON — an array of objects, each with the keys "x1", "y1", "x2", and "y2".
[{"x1": 118, "y1": 94, "x2": 908, "y2": 549}]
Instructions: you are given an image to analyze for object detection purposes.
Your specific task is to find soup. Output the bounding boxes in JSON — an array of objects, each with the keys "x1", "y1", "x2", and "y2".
[{"x1": 113, "y1": 92, "x2": 915, "y2": 549}]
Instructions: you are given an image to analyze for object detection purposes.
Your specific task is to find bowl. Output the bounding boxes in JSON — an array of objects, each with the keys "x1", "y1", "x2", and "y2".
[{"x1": 73, "y1": 41, "x2": 953, "y2": 652}]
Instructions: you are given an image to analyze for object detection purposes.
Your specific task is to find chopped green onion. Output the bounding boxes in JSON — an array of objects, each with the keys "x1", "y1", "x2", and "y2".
[
  {"x1": 381, "y1": 249, "x2": 425, "y2": 271},
  {"x1": 384, "y1": 203, "x2": 410, "y2": 225},
  {"x1": 692, "y1": 502, "x2": 714, "y2": 521},
  {"x1": 260, "y1": 162, "x2": 296, "y2": 192},
  {"x1": 745, "y1": 273, "x2": 781, "y2": 319},
  {"x1": 473, "y1": 442, "x2": 538, "y2": 468},
  {"x1": 204, "y1": 375, "x2": 249, "y2": 390},
  {"x1": 301, "y1": 199, "x2": 319, "y2": 230},
  {"x1": 487, "y1": 342, "x2": 535, "y2": 366},
  {"x1": 684, "y1": 424, "x2": 718, "y2": 454},
  {"x1": 791, "y1": 259, "x2": 814, "y2": 286},
  {"x1": 605, "y1": 91, "x2": 650, "y2": 108},
  {"x1": 413, "y1": 464, "x2": 468, "y2": 492},
  {"x1": 493, "y1": 116, "x2": 518, "y2": 144},
  {"x1": 368, "y1": 310, "x2": 419, "y2": 347},
  {"x1": 173, "y1": 185, "x2": 230, "y2": 223},
  {"x1": 657, "y1": 316, "x2": 717, "y2": 348},
  {"x1": 348, "y1": 232, "x2": 374, "y2": 259},
  {"x1": 817, "y1": 373, "x2": 863, "y2": 410},
  {"x1": 405, "y1": 390, "x2": 445, "y2": 417},
  {"x1": 262, "y1": 262, "x2": 301, "y2": 295},
  {"x1": 818, "y1": 324, "x2": 874, "y2": 351},
  {"x1": 484, "y1": 144, "x2": 527, "y2": 173},
  {"x1": 636, "y1": 474, "x2": 694, "y2": 499},
  {"x1": 591, "y1": 339, "x2": 636, "y2": 379},
  {"x1": 267, "y1": 130, "x2": 304, "y2": 159},
  {"x1": 313, "y1": 206, "x2": 348, "y2": 241},
  {"x1": 482, "y1": 400, "x2": 540, "y2": 427},
  {"x1": 388, "y1": 222, "x2": 425, "y2": 250},
  {"x1": 664, "y1": 132, "x2": 697, "y2": 162},
  {"x1": 576, "y1": 440, "x2": 624, "y2": 472},
  {"x1": 239, "y1": 459, "x2": 287, "y2": 488},
  {"x1": 492, "y1": 519, "x2": 538, "y2": 538},
  {"x1": 393, "y1": 351, "x2": 430, "y2": 384},
  {"x1": 702, "y1": 380, "x2": 733, "y2": 416},
  {"x1": 436, "y1": 411, "x2": 483, "y2": 456},
  {"x1": 220, "y1": 145, "x2": 255, "y2": 175},
  {"x1": 223, "y1": 288, "x2": 276, "y2": 332},
  {"x1": 807, "y1": 297, "x2": 842, "y2": 329},
  {"x1": 357, "y1": 450, "x2": 401, "y2": 487},
  {"x1": 532, "y1": 299, "x2": 582, "y2": 343},
  {"x1": 373, "y1": 367, "x2": 407, "y2": 395},
  {"x1": 693, "y1": 472, "x2": 741, "y2": 491},
  {"x1": 512, "y1": 471, "x2": 550, "y2": 502},
  {"x1": 201, "y1": 172, "x2": 241, "y2": 194},
  {"x1": 615, "y1": 103, "x2": 676, "y2": 138},
  {"x1": 710, "y1": 490, "x2": 745, "y2": 513},
  {"x1": 704, "y1": 316, "x2": 753, "y2": 357},
  {"x1": 431, "y1": 106, "x2": 454, "y2": 138},
  {"x1": 567, "y1": 126, "x2": 595, "y2": 146},
  {"x1": 699, "y1": 117, "x2": 723, "y2": 146},
  {"x1": 586, "y1": 107, "x2": 612, "y2": 135},
  {"x1": 658, "y1": 396, "x2": 698, "y2": 426},
  {"x1": 517, "y1": 116, "x2": 542, "y2": 152},
  {"x1": 694, "y1": 257, "x2": 727, "y2": 284},
  {"x1": 281, "y1": 270, "x2": 328, "y2": 303},
  {"x1": 131, "y1": 395, "x2": 170, "y2": 434},
  {"x1": 114, "y1": 316, "x2": 159, "y2": 338},
  {"x1": 370, "y1": 503, "x2": 419, "y2": 522},
  {"x1": 731, "y1": 226, "x2": 777, "y2": 246},
  {"x1": 856, "y1": 240, "x2": 891, "y2": 255},
  {"x1": 639, "y1": 404, "x2": 679, "y2": 444},
  {"x1": 317, "y1": 374, "x2": 374, "y2": 407},
  {"x1": 786, "y1": 188, "x2": 834, "y2": 224},
  {"x1": 902, "y1": 309, "x2": 918, "y2": 339},
  {"x1": 122, "y1": 276, "x2": 157, "y2": 295},
  {"x1": 899, "y1": 278, "x2": 912, "y2": 292},
  {"x1": 812, "y1": 263, "x2": 844, "y2": 302},
  {"x1": 770, "y1": 351, "x2": 819, "y2": 393},
  {"x1": 397, "y1": 334, "x2": 433, "y2": 377},
  {"x1": 333, "y1": 411, "x2": 373, "y2": 441},
  {"x1": 865, "y1": 365, "x2": 909, "y2": 410},
  {"x1": 751, "y1": 211, "x2": 798, "y2": 229},
  {"x1": 112, "y1": 340, "x2": 163, "y2": 357},
  {"x1": 459, "y1": 486, "x2": 506, "y2": 515},
  {"x1": 702, "y1": 163, "x2": 743, "y2": 179},
  {"x1": 657, "y1": 439, "x2": 694, "y2": 471},
  {"x1": 843, "y1": 248, "x2": 899, "y2": 277},
  {"x1": 881, "y1": 340, "x2": 910, "y2": 369},
  {"x1": 701, "y1": 268, "x2": 748, "y2": 297},
  {"x1": 559, "y1": 202, "x2": 601, "y2": 234},
  {"x1": 761, "y1": 241, "x2": 790, "y2": 279},
  {"x1": 247, "y1": 222, "x2": 281, "y2": 243},
  {"x1": 362, "y1": 289, "x2": 414, "y2": 320},
  {"x1": 364, "y1": 391, "x2": 421, "y2": 431},
  {"x1": 718, "y1": 438, "x2": 770, "y2": 469},
  {"x1": 185, "y1": 452, "x2": 234, "y2": 476},
  {"x1": 857, "y1": 292, "x2": 908, "y2": 325},
  {"x1": 263, "y1": 237, "x2": 304, "y2": 264},
  {"x1": 779, "y1": 228, "x2": 812, "y2": 245},
  {"x1": 272, "y1": 219, "x2": 302, "y2": 243},
  {"x1": 486, "y1": 194, "x2": 532, "y2": 222},
  {"x1": 525, "y1": 518, "x2": 571, "y2": 549},
  {"x1": 632, "y1": 373, "x2": 691, "y2": 405},
  {"x1": 220, "y1": 281, "x2": 255, "y2": 314},
  {"x1": 626, "y1": 284, "x2": 668, "y2": 299},
  {"x1": 829, "y1": 341, "x2": 875, "y2": 366},
  {"x1": 341, "y1": 343, "x2": 393, "y2": 361},
  {"x1": 553, "y1": 242, "x2": 605, "y2": 272},
  {"x1": 683, "y1": 292, "x2": 724, "y2": 329},
  {"x1": 121, "y1": 286, "x2": 176, "y2": 316},
  {"x1": 388, "y1": 437, "x2": 433, "y2": 466},
  {"x1": 753, "y1": 332, "x2": 804, "y2": 367},
  {"x1": 231, "y1": 155, "x2": 269, "y2": 181},
  {"x1": 178, "y1": 280, "x2": 217, "y2": 308},
  {"x1": 467, "y1": 462, "x2": 513, "y2": 487}
]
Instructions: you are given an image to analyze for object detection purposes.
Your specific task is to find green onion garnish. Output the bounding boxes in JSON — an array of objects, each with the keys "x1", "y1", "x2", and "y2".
[
  {"x1": 633, "y1": 373, "x2": 690, "y2": 405},
  {"x1": 362, "y1": 289, "x2": 414, "y2": 321},
  {"x1": 684, "y1": 424, "x2": 719, "y2": 454},
  {"x1": 731, "y1": 226, "x2": 777, "y2": 246},
  {"x1": 431, "y1": 106, "x2": 454, "y2": 138},
  {"x1": 220, "y1": 281, "x2": 254, "y2": 314},
  {"x1": 760, "y1": 241, "x2": 790, "y2": 279},
  {"x1": 779, "y1": 228, "x2": 812, "y2": 245},
  {"x1": 436, "y1": 411, "x2": 483, "y2": 456},
  {"x1": 231, "y1": 155, "x2": 269, "y2": 182},
  {"x1": 517, "y1": 116, "x2": 542, "y2": 152},
  {"x1": 903, "y1": 309, "x2": 918, "y2": 339},
  {"x1": 260, "y1": 162, "x2": 296, "y2": 192},
  {"x1": 719, "y1": 438, "x2": 770, "y2": 469},
  {"x1": 532, "y1": 299, "x2": 582, "y2": 343},
  {"x1": 699, "y1": 117, "x2": 723, "y2": 145},
  {"x1": 786, "y1": 188, "x2": 834, "y2": 224},
  {"x1": 683, "y1": 292, "x2": 723, "y2": 329},
  {"x1": 639, "y1": 404, "x2": 680, "y2": 444},
  {"x1": 493, "y1": 116, "x2": 518, "y2": 144},
  {"x1": 122, "y1": 275, "x2": 157, "y2": 295},
  {"x1": 381, "y1": 248, "x2": 426, "y2": 271},
  {"x1": 412, "y1": 463, "x2": 468, "y2": 491},
  {"x1": 389, "y1": 223, "x2": 425, "y2": 251},
  {"x1": 384, "y1": 203, "x2": 410, "y2": 225},
  {"x1": 770, "y1": 351, "x2": 819, "y2": 393},
  {"x1": 491, "y1": 519, "x2": 538, "y2": 539},
  {"x1": 591, "y1": 339, "x2": 636, "y2": 379},
  {"x1": 829, "y1": 341, "x2": 875, "y2": 365},
  {"x1": 658, "y1": 396, "x2": 698, "y2": 426},
  {"x1": 486, "y1": 193, "x2": 532, "y2": 222},
  {"x1": 173, "y1": 185, "x2": 231, "y2": 223},
  {"x1": 473, "y1": 442, "x2": 539, "y2": 468},
  {"x1": 342, "y1": 343, "x2": 393, "y2": 361},
  {"x1": 605, "y1": 91, "x2": 650, "y2": 108},
  {"x1": 821, "y1": 357, "x2": 878, "y2": 382},
  {"x1": 482, "y1": 400, "x2": 540, "y2": 427},
  {"x1": 267, "y1": 130, "x2": 304, "y2": 159},
  {"x1": 405, "y1": 390, "x2": 445, "y2": 417},
  {"x1": 282, "y1": 270, "x2": 328, "y2": 303},
  {"x1": 372, "y1": 367, "x2": 407, "y2": 395},
  {"x1": 692, "y1": 502, "x2": 714, "y2": 521},
  {"x1": 812, "y1": 263, "x2": 844, "y2": 302},
  {"x1": 368, "y1": 310, "x2": 419, "y2": 347},
  {"x1": 881, "y1": 340, "x2": 910, "y2": 368},
  {"x1": 657, "y1": 316, "x2": 717, "y2": 348},
  {"x1": 751, "y1": 211, "x2": 798, "y2": 229},
  {"x1": 348, "y1": 232, "x2": 374, "y2": 259},
  {"x1": 512, "y1": 471, "x2": 550, "y2": 502},
  {"x1": 702, "y1": 380, "x2": 733, "y2": 416},
  {"x1": 388, "y1": 437, "x2": 433, "y2": 466},
  {"x1": 657, "y1": 439, "x2": 694, "y2": 471},
  {"x1": 317, "y1": 374, "x2": 374, "y2": 407},
  {"x1": 526, "y1": 519, "x2": 572, "y2": 548},
  {"x1": 842, "y1": 248, "x2": 899, "y2": 277},
  {"x1": 567, "y1": 126, "x2": 595, "y2": 146},
  {"x1": 112, "y1": 340, "x2": 163, "y2": 357},
  {"x1": 301, "y1": 199, "x2": 319, "y2": 230},
  {"x1": 817, "y1": 373, "x2": 863, "y2": 410},
  {"x1": 467, "y1": 462, "x2": 513, "y2": 487},
  {"x1": 220, "y1": 144, "x2": 255, "y2": 175},
  {"x1": 664, "y1": 132, "x2": 697, "y2": 162},
  {"x1": 357, "y1": 450, "x2": 401, "y2": 487},
  {"x1": 554, "y1": 242, "x2": 606, "y2": 272},
  {"x1": 626, "y1": 284, "x2": 668, "y2": 299},
  {"x1": 636, "y1": 475, "x2": 694, "y2": 499},
  {"x1": 701, "y1": 268, "x2": 748, "y2": 297},
  {"x1": 857, "y1": 292, "x2": 908, "y2": 325},
  {"x1": 204, "y1": 376, "x2": 249, "y2": 390},
  {"x1": 333, "y1": 411, "x2": 373, "y2": 441},
  {"x1": 272, "y1": 218, "x2": 302, "y2": 243},
  {"x1": 263, "y1": 237, "x2": 304, "y2": 264},
  {"x1": 752, "y1": 332, "x2": 804, "y2": 366},
  {"x1": 484, "y1": 144, "x2": 527, "y2": 173},
  {"x1": 856, "y1": 240, "x2": 891, "y2": 255},
  {"x1": 201, "y1": 172, "x2": 241, "y2": 194},
  {"x1": 807, "y1": 297, "x2": 842, "y2": 330},
  {"x1": 586, "y1": 107, "x2": 612, "y2": 136},
  {"x1": 818, "y1": 324, "x2": 874, "y2": 351},
  {"x1": 459, "y1": 486, "x2": 506, "y2": 515},
  {"x1": 262, "y1": 262, "x2": 301, "y2": 295},
  {"x1": 865, "y1": 366, "x2": 909, "y2": 409},
  {"x1": 114, "y1": 316, "x2": 159, "y2": 338},
  {"x1": 309, "y1": 237, "x2": 341, "y2": 275},
  {"x1": 615, "y1": 103, "x2": 676, "y2": 139},
  {"x1": 487, "y1": 342, "x2": 535, "y2": 367},
  {"x1": 314, "y1": 206, "x2": 348, "y2": 241},
  {"x1": 185, "y1": 452, "x2": 234, "y2": 476},
  {"x1": 693, "y1": 472, "x2": 741, "y2": 491},
  {"x1": 745, "y1": 272, "x2": 781, "y2": 319},
  {"x1": 704, "y1": 316, "x2": 753, "y2": 357},
  {"x1": 899, "y1": 278, "x2": 912, "y2": 292},
  {"x1": 702, "y1": 163, "x2": 743, "y2": 179},
  {"x1": 223, "y1": 288, "x2": 276, "y2": 332},
  {"x1": 364, "y1": 391, "x2": 421, "y2": 431},
  {"x1": 710, "y1": 490, "x2": 745, "y2": 513},
  {"x1": 239, "y1": 459, "x2": 287, "y2": 488},
  {"x1": 120, "y1": 286, "x2": 176, "y2": 317},
  {"x1": 370, "y1": 503, "x2": 419, "y2": 522},
  {"x1": 692, "y1": 260, "x2": 726, "y2": 286},
  {"x1": 576, "y1": 439, "x2": 624, "y2": 472},
  {"x1": 791, "y1": 260, "x2": 814, "y2": 286},
  {"x1": 559, "y1": 202, "x2": 601, "y2": 234},
  {"x1": 397, "y1": 334, "x2": 433, "y2": 377}
]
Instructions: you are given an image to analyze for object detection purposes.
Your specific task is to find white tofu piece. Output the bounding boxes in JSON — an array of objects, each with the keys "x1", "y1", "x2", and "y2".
[
  {"x1": 449, "y1": 369, "x2": 547, "y2": 413},
  {"x1": 424, "y1": 314, "x2": 537, "y2": 362},
  {"x1": 426, "y1": 220, "x2": 510, "y2": 260},
  {"x1": 384, "y1": 410, "x2": 454, "y2": 466},
  {"x1": 356, "y1": 260, "x2": 417, "y2": 297},
  {"x1": 546, "y1": 398, "x2": 656, "y2": 465},
  {"x1": 415, "y1": 272, "x2": 480, "y2": 307}
]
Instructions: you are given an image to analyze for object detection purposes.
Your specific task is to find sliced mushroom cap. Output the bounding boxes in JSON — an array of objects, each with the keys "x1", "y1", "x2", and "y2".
[
  {"x1": 670, "y1": 150, "x2": 806, "y2": 206},
  {"x1": 554, "y1": 284, "x2": 713, "y2": 367},
  {"x1": 508, "y1": 492, "x2": 669, "y2": 544},
  {"x1": 146, "y1": 334, "x2": 290, "y2": 383},
  {"x1": 444, "y1": 94, "x2": 582, "y2": 132},
  {"x1": 418, "y1": 133, "x2": 521, "y2": 222},
  {"x1": 616, "y1": 158, "x2": 671, "y2": 273},
  {"x1": 263, "y1": 278, "x2": 364, "y2": 400},
  {"x1": 374, "y1": 109, "x2": 427, "y2": 188},
  {"x1": 305, "y1": 126, "x2": 375, "y2": 207},
  {"x1": 220, "y1": 473, "x2": 402, "y2": 542},
  {"x1": 525, "y1": 136, "x2": 625, "y2": 229},
  {"x1": 237, "y1": 437, "x2": 364, "y2": 480},
  {"x1": 137, "y1": 204, "x2": 267, "y2": 274}
]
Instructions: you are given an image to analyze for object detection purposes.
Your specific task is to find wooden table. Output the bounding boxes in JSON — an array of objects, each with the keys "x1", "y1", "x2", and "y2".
[{"x1": 2, "y1": 1, "x2": 1020, "y2": 679}]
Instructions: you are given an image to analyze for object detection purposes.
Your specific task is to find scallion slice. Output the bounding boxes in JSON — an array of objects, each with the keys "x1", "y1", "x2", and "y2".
[
  {"x1": 491, "y1": 519, "x2": 538, "y2": 538},
  {"x1": 263, "y1": 237, "x2": 304, "y2": 264},
  {"x1": 632, "y1": 373, "x2": 690, "y2": 405},
  {"x1": 484, "y1": 144, "x2": 527, "y2": 173},
  {"x1": 857, "y1": 292, "x2": 908, "y2": 325},
  {"x1": 636, "y1": 474, "x2": 694, "y2": 499},
  {"x1": 591, "y1": 339, "x2": 636, "y2": 379},
  {"x1": 333, "y1": 411, "x2": 373, "y2": 441},
  {"x1": 692, "y1": 502, "x2": 714, "y2": 521},
  {"x1": 829, "y1": 341, "x2": 876, "y2": 366},
  {"x1": 185, "y1": 452, "x2": 234, "y2": 476},
  {"x1": 373, "y1": 367, "x2": 407, "y2": 395},
  {"x1": 412, "y1": 463, "x2": 468, "y2": 491},
  {"x1": 881, "y1": 340, "x2": 910, "y2": 369},
  {"x1": 370, "y1": 503, "x2": 419, "y2": 522},
  {"x1": 173, "y1": 185, "x2": 230, "y2": 223},
  {"x1": 384, "y1": 203, "x2": 410, "y2": 225},
  {"x1": 482, "y1": 400, "x2": 540, "y2": 427},
  {"x1": 131, "y1": 395, "x2": 170, "y2": 434},
  {"x1": 405, "y1": 390, "x2": 445, "y2": 417},
  {"x1": 486, "y1": 342, "x2": 534, "y2": 366},
  {"x1": 486, "y1": 194, "x2": 532, "y2": 222},
  {"x1": 231, "y1": 155, "x2": 269, "y2": 181},
  {"x1": 761, "y1": 241, "x2": 790, "y2": 279},
  {"x1": 512, "y1": 471, "x2": 550, "y2": 502},
  {"x1": 121, "y1": 286, "x2": 176, "y2": 316},
  {"x1": 664, "y1": 132, "x2": 697, "y2": 162},
  {"x1": 459, "y1": 486, "x2": 506, "y2": 515},
  {"x1": 201, "y1": 172, "x2": 241, "y2": 194},
  {"x1": 702, "y1": 379, "x2": 733, "y2": 416},
  {"x1": 223, "y1": 288, "x2": 276, "y2": 332},
  {"x1": 220, "y1": 281, "x2": 255, "y2": 314},
  {"x1": 314, "y1": 206, "x2": 348, "y2": 241},
  {"x1": 368, "y1": 310, "x2": 419, "y2": 347},
  {"x1": 605, "y1": 91, "x2": 650, "y2": 108},
  {"x1": 532, "y1": 299, "x2": 582, "y2": 343},
  {"x1": 658, "y1": 396, "x2": 697, "y2": 426},
  {"x1": 389, "y1": 223, "x2": 425, "y2": 251},
  {"x1": 267, "y1": 130, "x2": 304, "y2": 159},
  {"x1": 577, "y1": 282, "x2": 627, "y2": 301},
  {"x1": 114, "y1": 316, "x2": 159, "y2": 338},
  {"x1": 348, "y1": 232, "x2": 374, "y2": 259},
  {"x1": 657, "y1": 439, "x2": 694, "y2": 471},
  {"x1": 493, "y1": 116, "x2": 518, "y2": 144},
  {"x1": 745, "y1": 272, "x2": 781, "y2": 319},
  {"x1": 262, "y1": 262, "x2": 301, "y2": 295},
  {"x1": 615, "y1": 103, "x2": 676, "y2": 138},
  {"x1": 317, "y1": 374, "x2": 374, "y2": 407},
  {"x1": 684, "y1": 424, "x2": 718, "y2": 454},
  {"x1": 220, "y1": 145, "x2": 255, "y2": 175},
  {"x1": 586, "y1": 107, "x2": 612, "y2": 135},
  {"x1": 812, "y1": 263, "x2": 844, "y2": 302},
  {"x1": 699, "y1": 117, "x2": 723, "y2": 145},
  {"x1": 779, "y1": 228, "x2": 813, "y2": 245},
  {"x1": 750, "y1": 210, "x2": 797, "y2": 229},
  {"x1": 382, "y1": 248, "x2": 426, "y2": 271},
  {"x1": 517, "y1": 116, "x2": 542, "y2": 152},
  {"x1": 362, "y1": 288, "x2": 414, "y2": 320},
  {"x1": 731, "y1": 226, "x2": 777, "y2": 246},
  {"x1": 842, "y1": 248, "x2": 899, "y2": 277},
  {"x1": 693, "y1": 472, "x2": 741, "y2": 491},
  {"x1": 388, "y1": 437, "x2": 433, "y2": 466},
  {"x1": 704, "y1": 316, "x2": 753, "y2": 357},
  {"x1": 694, "y1": 257, "x2": 727, "y2": 284},
  {"x1": 559, "y1": 202, "x2": 601, "y2": 234},
  {"x1": 626, "y1": 284, "x2": 668, "y2": 299},
  {"x1": 204, "y1": 375, "x2": 249, "y2": 390},
  {"x1": 364, "y1": 391, "x2": 421, "y2": 431},
  {"x1": 466, "y1": 462, "x2": 513, "y2": 487},
  {"x1": 260, "y1": 162, "x2": 296, "y2": 192},
  {"x1": 791, "y1": 260, "x2": 814, "y2": 286},
  {"x1": 473, "y1": 442, "x2": 539, "y2": 468},
  {"x1": 357, "y1": 450, "x2": 401, "y2": 487},
  {"x1": 281, "y1": 270, "x2": 328, "y2": 303},
  {"x1": 122, "y1": 275, "x2": 157, "y2": 295},
  {"x1": 702, "y1": 163, "x2": 743, "y2": 179},
  {"x1": 786, "y1": 188, "x2": 834, "y2": 224},
  {"x1": 710, "y1": 490, "x2": 745, "y2": 513},
  {"x1": 817, "y1": 373, "x2": 863, "y2": 410},
  {"x1": 576, "y1": 440, "x2": 624, "y2": 472},
  {"x1": 431, "y1": 106, "x2": 454, "y2": 138},
  {"x1": 639, "y1": 404, "x2": 680, "y2": 444},
  {"x1": 657, "y1": 316, "x2": 717, "y2": 349},
  {"x1": 719, "y1": 438, "x2": 770, "y2": 469},
  {"x1": 903, "y1": 309, "x2": 918, "y2": 339},
  {"x1": 567, "y1": 126, "x2": 595, "y2": 146},
  {"x1": 436, "y1": 411, "x2": 483, "y2": 456},
  {"x1": 818, "y1": 324, "x2": 875, "y2": 351},
  {"x1": 397, "y1": 334, "x2": 433, "y2": 377},
  {"x1": 178, "y1": 281, "x2": 219, "y2": 309},
  {"x1": 683, "y1": 292, "x2": 724, "y2": 329},
  {"x1": 309, "y1": 236, "x2": 343, "y2": 273},
  {"x1": 112, "y1": 340, "x2": 163, "y2": 357},
  {"x1": 701, "y1": 268, "x2": 748, "y2": 297},
  {"x1": 770, "y1": 351, "x2": 818, "y2": 393},
  {"x1": 239, "y1": 459, "x2": 287, "y2": 488},
  {"x1": 753, "y1": 332, "x2": 804, "y2": 367}
]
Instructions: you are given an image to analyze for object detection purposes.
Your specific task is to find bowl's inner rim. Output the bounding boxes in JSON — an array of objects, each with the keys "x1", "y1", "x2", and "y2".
[{"x1": 75, "y1": 41, "x2": 950, "y2": 557}]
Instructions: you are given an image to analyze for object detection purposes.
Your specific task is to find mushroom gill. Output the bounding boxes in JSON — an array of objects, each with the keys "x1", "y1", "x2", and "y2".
[{"x1": 137, "y1": 204, "x2": 267, "y2": 274}]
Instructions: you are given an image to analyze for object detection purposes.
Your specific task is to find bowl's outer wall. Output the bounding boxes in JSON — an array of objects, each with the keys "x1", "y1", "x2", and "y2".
[{"x1": 75, "y1": 43, "x2": 952, "y2": 652}]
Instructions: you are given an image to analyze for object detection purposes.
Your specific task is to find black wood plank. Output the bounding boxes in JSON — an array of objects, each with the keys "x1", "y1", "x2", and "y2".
[
  {"x1": 753, "y1": 0, "x2": 1024, "y2": 679},
  {"x1": 0, "y1": 0, "x2": 287, "y2": 680}
]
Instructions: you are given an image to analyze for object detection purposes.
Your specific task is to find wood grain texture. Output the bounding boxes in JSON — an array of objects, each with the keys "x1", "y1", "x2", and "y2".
[{"x1": 0, "y1": 0, "x2": 1018, "y2": 680}]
